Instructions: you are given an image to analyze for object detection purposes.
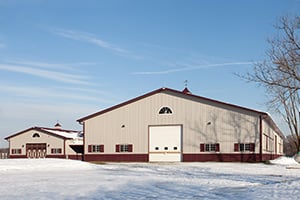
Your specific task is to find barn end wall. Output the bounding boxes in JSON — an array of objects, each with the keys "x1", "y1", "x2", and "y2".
[
  {"x1": 84, "y1": 154, "x2": 149, "y2": 162},
  {"x1": 183, "y1": 153, "x2": 282, "y2": 162},
  {"x1": 7, "y1": 129, "x2": 64, "y2": 157},
  {"x1": 83, "y1": 153, "x2": 282, "y2": 162},
  {"x1": 8, "y1": 155, "x2": 27, "y2": 159},
  {"x1": 83, "y1": 92, "x2": 262, "y2": 155},
  {"x1": 8, "y1": 154, "x2": 82, "y2": 160}
]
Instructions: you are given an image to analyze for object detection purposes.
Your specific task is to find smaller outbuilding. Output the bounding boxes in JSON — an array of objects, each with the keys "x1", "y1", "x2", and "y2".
[{"x1": 5, "y1": 123, "x2": 83, "y2": 160}]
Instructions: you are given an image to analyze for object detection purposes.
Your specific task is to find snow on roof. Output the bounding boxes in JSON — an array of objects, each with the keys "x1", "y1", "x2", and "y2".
[
  {"x1": 5, "y1": 126, "x2": 83, "y2": 140},
  {"x1": 40, "y1": 128, "x2": 82, "y2": 139}
]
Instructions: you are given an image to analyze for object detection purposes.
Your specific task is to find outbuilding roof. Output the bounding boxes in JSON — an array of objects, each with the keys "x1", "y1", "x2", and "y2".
[
  {"x1": 77, "y1": 87, "x2": 284, "y2": 138},
  {"x1": 5, "y1": 126, "x2": 82, "y2": 140}
]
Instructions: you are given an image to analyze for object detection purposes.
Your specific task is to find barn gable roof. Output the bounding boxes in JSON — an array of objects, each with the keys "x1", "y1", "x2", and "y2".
[
  {"x1": 77, "y1": 87, "x2": 284, "y2": 138},
  {"x1": 77, "y1": 87, "x2": 267, "y2": 122},
  {"x1": 5, "y1": 126, "x2": 82, "y2": 140}
]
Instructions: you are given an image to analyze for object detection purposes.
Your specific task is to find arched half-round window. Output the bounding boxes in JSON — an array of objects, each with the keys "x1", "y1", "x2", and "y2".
[
  {"x1": 159, "y1": 107, "x2": 173, "y2": 114},
  {"x1": 32, "y1": 133, "x2": 40, "y2": 138}
]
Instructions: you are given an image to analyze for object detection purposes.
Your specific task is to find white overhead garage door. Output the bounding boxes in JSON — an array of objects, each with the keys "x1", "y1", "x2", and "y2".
[{"x1": 149, "y1": 125, "x2": 182, "y2": 162}]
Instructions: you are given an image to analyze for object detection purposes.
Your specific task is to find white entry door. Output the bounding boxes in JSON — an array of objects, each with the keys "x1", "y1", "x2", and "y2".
[{"x1": 149, "y1": 125, "x2": 182, "y2": 162}]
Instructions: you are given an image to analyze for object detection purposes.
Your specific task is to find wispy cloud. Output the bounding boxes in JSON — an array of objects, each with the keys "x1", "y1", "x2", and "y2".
[
  {"x1": 0, "y1": 100, "x2": 97, "y2": 141},
  {"x1": 52, "y1": 28, "x2": 141, "y2": 58},
  {"x1": 53, "y1": 28, "x2": 127, "y2": 53},
  {"x1": 7, "y1": 59, "x2": 97, "y2": 70},
  {"x1": 0, "y1": 84, "x2": 111, "y2": 103},
  {"x1": 132, "y1": 61, "x2": 255, "y2": 75},
  {"x1": 0, "y1": 62, "x2": 90, "y2": 85}
]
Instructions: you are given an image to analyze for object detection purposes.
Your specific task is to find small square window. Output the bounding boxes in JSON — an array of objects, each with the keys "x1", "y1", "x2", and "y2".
[
  {"x1": 51, "y1": 148, "x2": 62, "y2": 154},
  {"x1": 205, "y1": 144, "x2": 216, "y2": 152},
  {"x1": 12, "y1": 149, "x2": 22, "y2": 154},
  {"x1": 89, "y1": 145, "x2": 104, "y2": 153},
  {"x1": 120, "y1": 144, "x2": 129, "y2": 152},
  {"x1": 239, "y1": 144, "x2": 245, "y2": 152},
  {"x1": 245, "y1": 144, "x2": 250, "y2": 151},
  {"x1": 238, "y1": 143, "x2": 253, "y2": 152},
  {"x1": 173, "y1": 147, "x2": 178, "y2": 150},
  {"x1": 164, "y1": 147, "x2": 168, "y2": 150},
  {"x1": 116, "y1": 144, "x2": 133, "y2": 152},
  {"x1": 155, "y1": 147, "x2": 159, "y2": 150}
]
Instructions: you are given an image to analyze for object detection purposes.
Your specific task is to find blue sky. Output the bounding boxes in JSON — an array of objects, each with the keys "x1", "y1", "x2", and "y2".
[{"x1": 0, "y1": 0, "x2": 299, "y2": 147}]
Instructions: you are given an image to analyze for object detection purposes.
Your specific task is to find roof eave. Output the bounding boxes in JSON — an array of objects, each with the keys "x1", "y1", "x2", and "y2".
[
  {"x1": 77, "y1": 87, "x2": 166, "y2": 123},
  {"x1": 262, "y1": 114, "x2": 285, "y2": 139},
  {"x1": 5, "y1": 126, "x2": 78, "y2": 140},
  {"x1": 76, "y1": 87, "x2": 274, "y2": 127},
  {"x1": 5, "y1": 127, "x2": 36, "y2": 140}
]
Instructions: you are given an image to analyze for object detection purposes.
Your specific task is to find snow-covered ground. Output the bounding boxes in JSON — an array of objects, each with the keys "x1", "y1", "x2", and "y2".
[{"x1": 0, "y1": 157, "x2": 300, "y2": 199}]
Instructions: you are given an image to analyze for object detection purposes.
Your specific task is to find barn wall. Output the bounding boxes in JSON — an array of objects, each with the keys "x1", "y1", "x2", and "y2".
[
  {"x1": 183, "y1": 153, "x2": 282, "y2": 162},
  {"x1": 65, "y1": 139, "x2": 83, "y2": 159},
  {"x1": 84, "y1": 90, "x2": 262, "y2": 160},
  {"x1": 8, "y1": 130, "x2": 64, "y2": 156},
  {"x1": 84, "y1": 154, "x2": 148, "y2": 162},
  {"x1": 65, "y1": 138, "x2": 83, "y2": 155},
  {"x1": 261, "y1": 120, "x2": 284, "y2": 155}
]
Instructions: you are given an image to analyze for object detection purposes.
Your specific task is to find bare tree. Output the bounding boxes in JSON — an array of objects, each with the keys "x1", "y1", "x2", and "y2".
[
  {"x1": 250, "y1": 16, "x2": 300, "y2": 89},
  {"x1": 269, "y1": 85, "x2": 300, "y2": 154},
  {"x1": 284, "y1": 134, "x2": 298, "y2": 156},
  {"x1": 246, "y1": 15, "x2": 300, "y2": 154}
]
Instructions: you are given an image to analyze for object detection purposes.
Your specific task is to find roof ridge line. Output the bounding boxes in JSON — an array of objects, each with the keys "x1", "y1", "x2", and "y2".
[{"x1": 77, "y1": 87, "x2": 268, "y2": 123}]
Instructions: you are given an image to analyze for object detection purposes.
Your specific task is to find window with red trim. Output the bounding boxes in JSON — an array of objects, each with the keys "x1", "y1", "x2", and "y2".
[
  {"x1": 11, "y1": 149, "x2": 22, "y2": 154},
  {"x1": 51, "y1": 148, "x2": 62, "y2": 154},
  {"x1": 115, "y1": 144, "x2": 133, "y2": 152},
  {"x1": 200, "y1": 143, "x2": 220, "y2": 152},
  {"x1": 234, "y1": 143, "x2": 255, "y2": 152},
  {"x1": 88, "y1": 145, "x2": 104, "y2": 153}
]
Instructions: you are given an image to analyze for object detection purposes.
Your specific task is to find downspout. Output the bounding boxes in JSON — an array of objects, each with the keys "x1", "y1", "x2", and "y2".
[
  {"x1": 8, "y1": 139, "x2": 11, "y2": 158},
  {"x1": 64, "y1": 139, "x2": 67, "y2": 159},
  {"x1": 82, "y1": 122, "x2": 85, "y2": 161},
  {"x1": 259, "y1": 115, "x2": 263, "y2": 162}
]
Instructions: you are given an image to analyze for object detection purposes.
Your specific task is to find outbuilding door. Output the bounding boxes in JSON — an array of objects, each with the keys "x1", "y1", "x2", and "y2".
[
  {"x1": 26, "y1": 143, "x2": 46, "y2": 158},
  {"x1": 149, "y1": 125, "x2": 182, "y2": 162}
]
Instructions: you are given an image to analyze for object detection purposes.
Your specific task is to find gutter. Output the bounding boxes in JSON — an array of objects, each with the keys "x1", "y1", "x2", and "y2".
[{"x1": 259, "y1": 115, "x2": 263, "y2": 162}]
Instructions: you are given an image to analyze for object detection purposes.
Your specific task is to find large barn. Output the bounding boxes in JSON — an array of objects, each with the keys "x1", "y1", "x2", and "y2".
[
  {"x1": 5, "y1": 123, "x2": 83, "y2": 160},
  {"x1": 77, "y1": 87, "x2": 284, "y2": 162}
]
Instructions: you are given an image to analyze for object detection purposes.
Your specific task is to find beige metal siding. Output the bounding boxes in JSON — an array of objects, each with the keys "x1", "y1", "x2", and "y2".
[
  {"x1": 65, "y1": 139, "x2": 83, "y2": 155},
  {"x1": 8, "y1": 130, "x2": 64, "y2": 156},
  {"x1": 262, "y1": 120, "x2": 284, "y2": 155},
  {"x1": 84, "y1": 91, "x2": 261, "y2": 154}
]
